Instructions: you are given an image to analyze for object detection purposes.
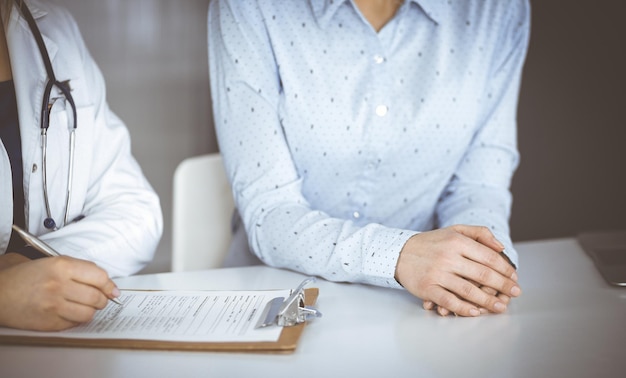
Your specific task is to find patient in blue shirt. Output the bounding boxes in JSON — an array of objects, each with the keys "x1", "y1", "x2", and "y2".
[{"x1": 208, "y1": 0, "x2": 529, "y2": 316}]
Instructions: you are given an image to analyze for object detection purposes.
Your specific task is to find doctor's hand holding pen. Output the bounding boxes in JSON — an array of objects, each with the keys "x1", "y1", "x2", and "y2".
[{"x1": 0, "y1": 251, "x2": 121, "y2": 331}]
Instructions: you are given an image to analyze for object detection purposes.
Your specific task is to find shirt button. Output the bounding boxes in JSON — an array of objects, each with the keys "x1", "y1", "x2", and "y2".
[
  {"x1": 32, "y1": 164, "x2": 38, "y2": 173},
  {"x1": 352, "y1": 211, "x2": 360, "y2": 219},
  {"x1": 375, "y1": 105, "x2": 388, "y2": 117},
  {"x1": 373, "y1": 55, "x2": 385, "y2": 64}
]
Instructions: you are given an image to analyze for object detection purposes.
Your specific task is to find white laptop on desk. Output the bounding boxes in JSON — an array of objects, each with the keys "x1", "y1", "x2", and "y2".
[{"x1": 577, "y1": 230, "x2": 626, "y2": 287}]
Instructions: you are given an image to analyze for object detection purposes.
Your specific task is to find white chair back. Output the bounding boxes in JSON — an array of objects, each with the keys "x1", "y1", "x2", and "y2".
[{"x1": 172, "y1": 153, "x2": 234, "y2": 271}]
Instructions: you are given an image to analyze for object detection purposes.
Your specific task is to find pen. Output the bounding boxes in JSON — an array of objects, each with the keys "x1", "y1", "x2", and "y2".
[
  {"x1": 11, "y1": 224, "x2": 60, "y2": 257},
  {"x1": 11, "y1": 225, "x2": 123, "y2": 305}
]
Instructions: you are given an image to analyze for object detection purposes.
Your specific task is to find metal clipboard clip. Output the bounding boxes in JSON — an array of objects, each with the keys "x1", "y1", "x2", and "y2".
[{"x1": 256, "y1": 277, "x2": 322, "y2": 328}]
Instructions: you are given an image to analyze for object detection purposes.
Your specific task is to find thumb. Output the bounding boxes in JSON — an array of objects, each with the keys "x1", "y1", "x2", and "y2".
[{"x1": 450, "y1": 224, "x2": 505, "y2": 252}]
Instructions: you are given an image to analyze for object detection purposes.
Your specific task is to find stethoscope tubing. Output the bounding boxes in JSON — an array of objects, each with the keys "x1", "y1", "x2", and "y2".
[
  {"x1": 65, "y1": 128, "x2": 75, "y2": 226},
  {"x1": 16, "y1": 0, "x2": 77, "y2": 230}
]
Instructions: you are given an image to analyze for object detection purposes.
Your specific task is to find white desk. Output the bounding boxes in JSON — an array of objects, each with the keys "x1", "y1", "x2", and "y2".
[{"x1": 1, "y1": 238, "x2": 625, "y2": 378}]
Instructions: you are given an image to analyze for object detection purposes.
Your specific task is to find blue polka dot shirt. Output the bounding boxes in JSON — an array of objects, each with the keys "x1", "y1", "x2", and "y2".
[{"x1": 208, "y1": 0, "x2": 530, "y2": 288}]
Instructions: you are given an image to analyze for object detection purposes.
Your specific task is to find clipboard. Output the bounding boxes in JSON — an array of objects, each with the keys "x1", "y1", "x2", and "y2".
[{"x1": 0, "y1": 287, "x2": 319, "y2": 354}]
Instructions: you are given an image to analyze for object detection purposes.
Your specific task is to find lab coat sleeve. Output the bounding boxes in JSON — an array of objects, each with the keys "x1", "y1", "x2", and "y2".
[{"x1": 37, "y1": 7, "x2": 163, "y2": 277}]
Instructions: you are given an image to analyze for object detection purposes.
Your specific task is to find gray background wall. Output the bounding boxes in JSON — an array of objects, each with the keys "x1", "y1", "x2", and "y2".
[
  {"x1": 51, "y1": 0, "x2": 625, "y2": 274},
  {"x1": 511, "y1": 1, "x2": 626, "y2": 242}
]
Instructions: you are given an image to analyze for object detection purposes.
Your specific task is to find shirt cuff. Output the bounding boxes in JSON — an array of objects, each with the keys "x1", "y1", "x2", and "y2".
[{"x1": 362, "y1": 228, "x2": 418, "y2": 289}]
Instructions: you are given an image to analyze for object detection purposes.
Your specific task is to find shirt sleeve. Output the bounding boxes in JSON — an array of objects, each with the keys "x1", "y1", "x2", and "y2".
[
  {"x1": 435, "y1": 0, "x2": 531, "y2": 268},
  {"x1": 208, "y1": 0, "x2": 411, "y2": 288}
]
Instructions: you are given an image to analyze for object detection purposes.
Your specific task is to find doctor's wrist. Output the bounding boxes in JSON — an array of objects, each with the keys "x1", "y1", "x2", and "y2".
[
  {"x1": 9, "y1": 246, "x2": 48, "y2": 261},
  {"x1": 0, "y1": 252, "x2": 32, "y2": 270}
]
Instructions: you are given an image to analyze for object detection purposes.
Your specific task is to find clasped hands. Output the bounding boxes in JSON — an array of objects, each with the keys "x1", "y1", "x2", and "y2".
[{"x1": 395, "y1": 225, "x2": 521, "y2": 317}]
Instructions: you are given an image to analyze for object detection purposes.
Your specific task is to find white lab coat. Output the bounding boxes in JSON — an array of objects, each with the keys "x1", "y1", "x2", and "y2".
[{"x1": 0, "y1": 1, "x2": 163, "y2": 277}]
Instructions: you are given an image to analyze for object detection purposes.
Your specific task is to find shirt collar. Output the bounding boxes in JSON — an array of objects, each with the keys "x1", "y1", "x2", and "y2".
[{"x1": 311, "y1": 0, "x2": 442, "y2": 29}]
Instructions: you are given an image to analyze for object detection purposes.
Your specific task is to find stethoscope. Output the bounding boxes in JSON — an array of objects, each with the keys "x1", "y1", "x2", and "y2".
[{"x1": 16, "y1": 0, "x2": 77, "y2": 230}]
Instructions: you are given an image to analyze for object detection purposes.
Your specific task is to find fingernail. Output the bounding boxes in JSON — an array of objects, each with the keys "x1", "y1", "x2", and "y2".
[
  {"x1": 494, "y1": 302, "x2": 506, "y2": 312},
  {"x1": 494, "y1": 238, "x2": 505, "y2": 250},
  {"x1": 510, "y1": 286, "x2": 521, "y2": 296},
  {"x1": 112, "y1": 287, "x2": 121, "y2": 297},
  {"x1": 511, "y1": 271, "x2": 518, "y2": 281},
  {"x1": 469, "y1": 308, "x2": 480, "y2": 316}
]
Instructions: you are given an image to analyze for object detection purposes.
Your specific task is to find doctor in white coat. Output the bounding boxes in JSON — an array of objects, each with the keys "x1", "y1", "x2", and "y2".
[{"x1": 0, "y1": 0, "x2": 162, "y2": 330}]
